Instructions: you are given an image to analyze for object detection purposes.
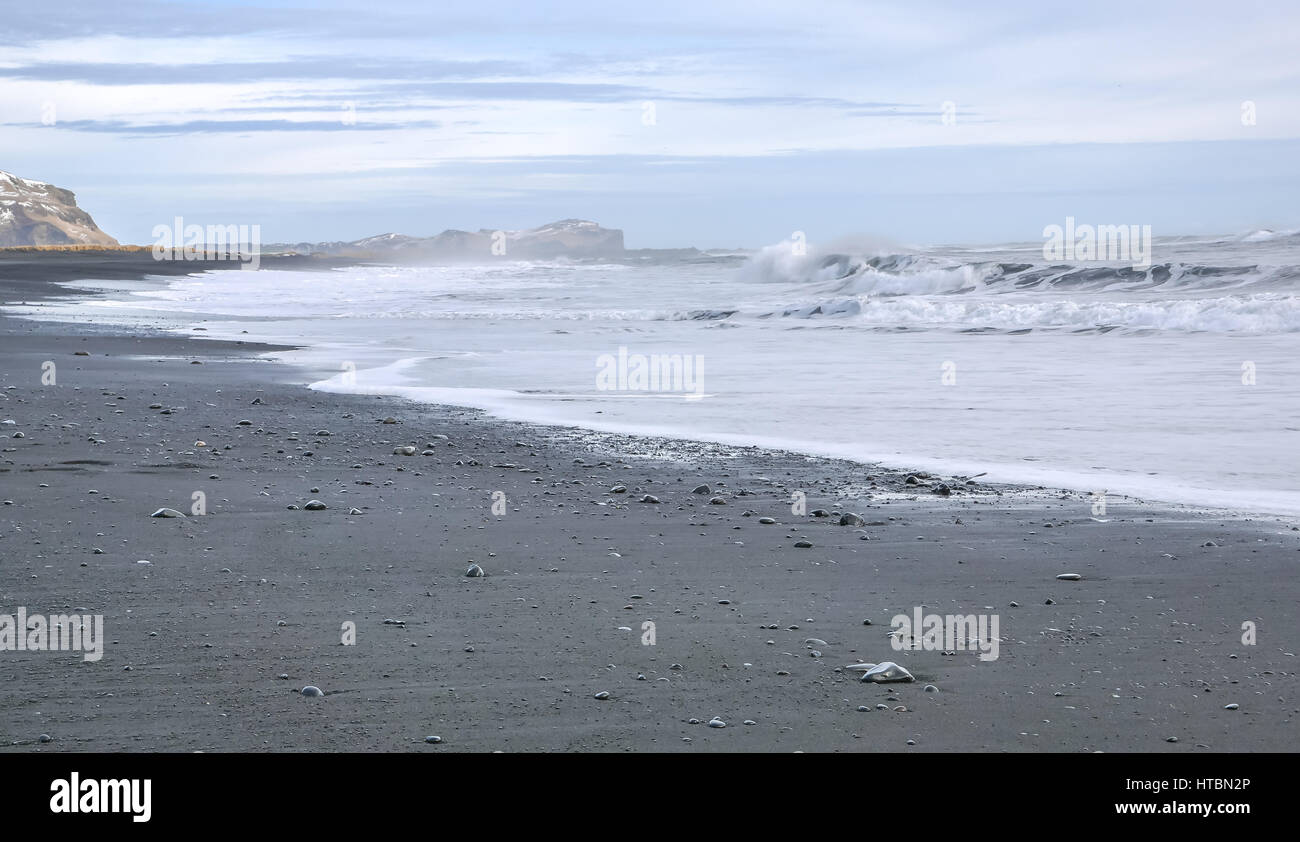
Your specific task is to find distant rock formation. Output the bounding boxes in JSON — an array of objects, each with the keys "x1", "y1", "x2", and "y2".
[
  {"x1": 0, "y1": 171, "x2": 119, "y2": 247},
  {"x1": 278, "y1": 219, "x2": 626, "y2": 262}
]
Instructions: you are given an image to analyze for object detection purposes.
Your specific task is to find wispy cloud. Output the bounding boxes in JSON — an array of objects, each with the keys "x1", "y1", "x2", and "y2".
[
  {"x1": 0, "y1": 58, "x2": 535, "y2": 85},
  {"x1": 12, "y1": 118, "x2": 444, "y2": 135}
]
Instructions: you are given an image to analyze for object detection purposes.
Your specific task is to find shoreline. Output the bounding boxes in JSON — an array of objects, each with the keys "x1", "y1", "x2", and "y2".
[
  {"x1": 7, "y1": 255, "x2": 1295, "y2": 523},
  {"x1": 1, "y1": 258, "x2": 1296, "y2": 752}
]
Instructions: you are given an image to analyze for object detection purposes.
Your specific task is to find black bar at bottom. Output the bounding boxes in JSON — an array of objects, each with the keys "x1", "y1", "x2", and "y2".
[{"x1": 0, "y1": 752, "x2": 1281, "y2": 828}]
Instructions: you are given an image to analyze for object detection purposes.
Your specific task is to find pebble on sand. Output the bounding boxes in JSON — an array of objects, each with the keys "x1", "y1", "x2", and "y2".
[
  {"x1": 465, "y1": 563, "x2": 486, "y2": 577},
  {"x1": 393, "y1": 446, "x2": 417, "y2": 456},
  {"x1": 1056, "y1": 573, "x2": 1082, "y2": 581},
  {"x1": 758, "y1": 517, "x2": 776, "y2": 524},
  {"x1": 640, "y1": 494, "x2": 660, "y2": 504},
  {"x1": 839, "y1": 513, "x2": 865, "y2": 526},
  {"x1": 594, "y1": 691, "x2": 610, "y2": 700},
  {"x1": 301, "y1": 686, "x2": 324, "y2": 697},
  {"x1": 303, "y1": 500, "x2": 327, "y2": 510},
  {"x1": 692, "y1": 484, "x2": 711, "y2": 494},
  {"x1": 424, "y1": 735, "x2": 443, "y2": 744},
  {"x1": 150, "y1": 508, "x2": 186, "y2": 518},
  {"x1": 708, "y1": 717, "x2": 726, "y2": 728},
  {"x1": 794, "y1": 540, "x2": 813, "y2": 548}
]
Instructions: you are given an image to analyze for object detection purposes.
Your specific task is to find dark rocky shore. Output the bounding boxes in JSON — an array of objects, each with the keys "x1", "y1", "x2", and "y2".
[{"x1": 0, "y1": 257, "x2": 1296, "y2": 752}]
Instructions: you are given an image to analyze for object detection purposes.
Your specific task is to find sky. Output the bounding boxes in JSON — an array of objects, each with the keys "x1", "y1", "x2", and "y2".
[{"x1": 1, "y1": 0, "x2": 1298, "y2": 248}]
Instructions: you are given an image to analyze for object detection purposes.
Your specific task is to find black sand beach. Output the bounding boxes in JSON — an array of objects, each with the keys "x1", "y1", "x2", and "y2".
[{"x1": 0, "y1": 258, "x2": 1296, "y2": 752}]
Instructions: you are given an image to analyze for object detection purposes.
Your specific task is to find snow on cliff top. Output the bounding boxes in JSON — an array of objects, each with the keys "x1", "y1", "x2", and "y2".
[{"x1": 0, "y1": 170, "x2": 51, "y2": 187}]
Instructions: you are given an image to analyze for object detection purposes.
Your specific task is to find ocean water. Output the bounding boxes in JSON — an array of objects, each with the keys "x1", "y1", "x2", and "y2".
[{"x1": 10, "y1": 231, "x2": 1300, "y2": 516}]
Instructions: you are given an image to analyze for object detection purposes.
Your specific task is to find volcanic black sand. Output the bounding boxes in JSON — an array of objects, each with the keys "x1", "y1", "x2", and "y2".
[{"x1": 0, "y1": 257, "x2": 1296, "y2": 752}]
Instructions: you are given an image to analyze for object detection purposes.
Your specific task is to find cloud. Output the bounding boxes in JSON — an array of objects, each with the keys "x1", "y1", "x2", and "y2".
[
  {"x1": 13, "y1": 118, "x2": 444, "y2": 135},
  {"x1": 0, "y1": 58, "x2": 534, "y2": 85}
]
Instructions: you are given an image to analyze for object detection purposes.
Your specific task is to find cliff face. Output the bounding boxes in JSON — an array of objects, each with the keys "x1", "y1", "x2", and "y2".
[{"x1": 0, "y1": 171, "x2": 119, "y2": 247}]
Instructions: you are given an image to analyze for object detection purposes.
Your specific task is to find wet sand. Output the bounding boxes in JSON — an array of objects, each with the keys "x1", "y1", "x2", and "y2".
[{"x1": 0, "y1": 260, "x2": 1296, "y2": 752}]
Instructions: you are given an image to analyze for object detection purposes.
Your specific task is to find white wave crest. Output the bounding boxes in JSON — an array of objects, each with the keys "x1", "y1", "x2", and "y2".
[{"x1": 796, "y1": 293, "x2": 1300, "y2": 333}]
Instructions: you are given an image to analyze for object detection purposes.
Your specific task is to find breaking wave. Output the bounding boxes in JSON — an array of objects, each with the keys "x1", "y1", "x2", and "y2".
[{"x1": 726, "y1": 239, "x2": 1300, "y2": 333}]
